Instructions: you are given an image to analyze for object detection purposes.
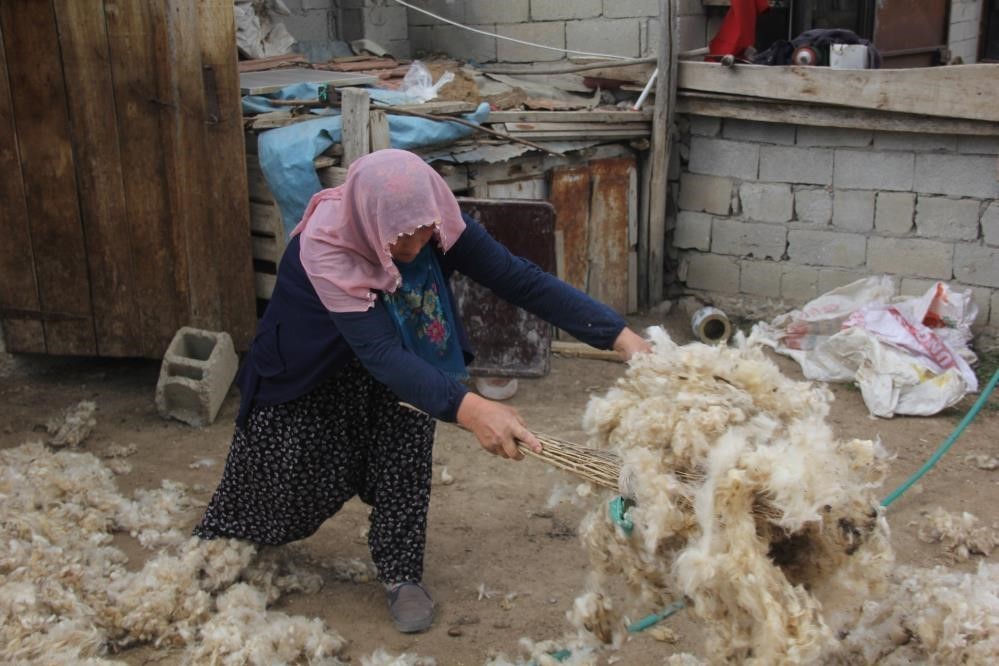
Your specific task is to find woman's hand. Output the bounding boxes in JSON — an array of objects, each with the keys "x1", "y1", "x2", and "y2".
[
  {"x1": 613, "y1": 327, "x2": 652, "y2": 361},
  {"x1": 456, "y1": 393, "x2": 541, "y2": 460}
]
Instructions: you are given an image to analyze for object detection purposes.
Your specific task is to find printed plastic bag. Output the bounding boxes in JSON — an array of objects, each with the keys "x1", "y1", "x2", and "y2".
[{"x1": 400, "y1": 61, "x2": 454, "y2": 104}]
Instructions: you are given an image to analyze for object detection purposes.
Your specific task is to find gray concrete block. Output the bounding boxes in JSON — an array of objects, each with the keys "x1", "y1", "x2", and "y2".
[
  {"x1": 759, "y1": 146, "x2": 833, "y2": 185},
  {"x1": 832, "y1": 190, "x2": 875, "y2": 232},
  {"x1": 781, "y1": 264, "x2": 820, "y2": 303},
  {"x1": 915, "y1": 196, "x2": 982, "y2": 241},
  {"x1": 433, "y1": 24, "x2": 497, "y2": 62},
  {"x1": 302, "y1": 0, "x2": 334, "y2": 9},
  {"x1": 282, "y1": 12, "x2": 333, "y2": 42},
  {"x1": 954, "y1": 244, "x2": 999, "y2": 288},
  {"x1": 566, "y1": 18, "x2": 641, "y2": 57},
  {"x1": 788, "y1": 229, "x2": 866, "y2": 267},
  {"x1": 674, "y1": 211, "x2": 712, "y2": 251},
  {"x1": 682, "y1": 252, "x2": 740, "y2": 293},
  {"x1": 957, "y1": 136, "x2": 999, "y2": 155},
  {"x1": 407, "y1": 0, "x2": 464, "y2": 26},
  {"x1": 834, "y1": 150, "x2": 914, "y2": 191},
  {"x1": 992, "y1": 291, "x2": 999, "y2": 328},
  {"x1": 688, "y1": 115, "x2": 721, "y2": 137},
  {"x1": 678, "y1": 173, "x2": 732, "y2": 215},
  {"x1": 915, "y1": 154, "x2": 999, "y2": 199},
  {"x1": 676, "y1": 14, "x2": 709, "y2": 51},
  {"x1": 531, "y1": 0, "x2": 601, "y2": 20},
  {"x1": 711, "y1": 218, "x2": 786, "y2": 259},
  {"x1": 739, "y1": 182, "x2": 793, "y2": 223},
  {"x1": 873, "y1": 131, "x2": 957, "y2": 153},
  {"x1": 688, "y1": 137, "x2": 759, "y2": 180},
  {"x1": 868, "y1": 237, "x2": 954, "y2": 279},
  {"x1": 497, "y1": 21, "x2": 565, "y2": 61},
  {"x1": 795, "y1": 126, "x2": 872, "y2": 148},
  {"x1": 874, "y1": 192, "x2": 915, "y2": 236},
  {"x1": 155, "y1": 327, "x2": 238, "y2": 427},
  {"x1": 818, "y1": 269, "x2": 869, "y2": 294},
  {"x1": 468, "y1": 0, "x2": 529, "y2": 24},
  {"x1": 740, "y1": 259, "x2": 782, "y2": 296},
  {"x1": 364, "y1": 5, "x2": 410, "y2": 42},
  {"x1": 409, "y1": 25, "x2": 433, "y2": 54},
  {"x1": 983, "y1": 201, "x2": 999, "y2": 247},
  {"x1": 723, "y1": 119, "x2": 795, "y2": 145},
  {"x1": 794, "y1": 187, "x2": 832, "y2": 224},
  {"x1": 604, "y1": 0, "x2": 659, "y2": 17}
]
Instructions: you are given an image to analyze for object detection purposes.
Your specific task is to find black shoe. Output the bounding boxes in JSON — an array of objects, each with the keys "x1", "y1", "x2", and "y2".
[{"x1": 386, "y1": 581, "x2": 434, "y2": 633}]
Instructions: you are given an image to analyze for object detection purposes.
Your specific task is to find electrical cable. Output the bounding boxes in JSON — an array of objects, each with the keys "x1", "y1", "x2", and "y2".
[{"x1": 390, "y1": 0, "x2": 640, "y2": 61}]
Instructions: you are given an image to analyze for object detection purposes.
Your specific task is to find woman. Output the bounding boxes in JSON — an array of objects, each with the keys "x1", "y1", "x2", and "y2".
[{"x1": 194, "y1": 149, "x2": 649, "y2": 633}]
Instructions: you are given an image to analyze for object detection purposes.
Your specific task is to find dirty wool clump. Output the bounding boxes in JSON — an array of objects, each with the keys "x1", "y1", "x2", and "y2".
[
  {"x1": 916, "y1": 506, "x2": 999, "y2": 561},
  {"x1": 0, "y1": 439, "x2": 349, "y2": 665},
  {"x1": 46, "y1": 399, "x2": 98, "y2": 447},
  {"x1": 574, "y1": 328, "x2": 894, "y2": 663}
]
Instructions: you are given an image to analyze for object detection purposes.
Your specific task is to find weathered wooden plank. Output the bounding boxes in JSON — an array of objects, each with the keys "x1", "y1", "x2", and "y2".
[
  {"x1": 679, "y1": 61, "x2": 999, "y2": 123},
  {"x1": 317, "y1": 166, "x2": 349, "y2": 189},
  {"x1": 498, "y1": 121, "x2": 650, "y2": 132},
  {"x1": 385, "y1": 100, "x2": 476, "y2": 115},
  {"x1": 496, "y1": 130, "x2": 650, "y2": 141},
  {"x1": 254, "y1": 272, "x2": 276, "y2": 301},
  {"x1": 250, "y1": 202, "x2": 285, "y2": 236},
  {"x1": 239, "y1": 68, "x2": 378, "y2": 95},
  {"x1": 1, "y1": 1, "x2": 95, "y2": 355},
  {"x1": 587, "y1": 158, "x2": 635, "y2": 314},
  {"x1": 341, "y1": 87, "x2": 370, "y2": 167},
  {"x1": 106, "y1": 0, "x2": 185, "y2": 357},
  {"x1": 247, "y1": 159, "x2": 277, "y2": 203},
  {"x1": 487, "y1": 110, "x2": 653, "y2": 123},
  {"x1": 369, "y1": 109, "x2": 390, "y2": 151},
  {"x1": 676, "y1": 92, "x2": 999, "y2": 137},
  {"x1": 0, "y1": 22, "x2": 43, "y2": 353},
  {"x1": 54, "y1": 0, "x2": 141, "y2": 356},
  {"x1": 251, "y1": 235, "x2": 283, "y2": 263},
  {"x1": 648, "y1": 0, "x2": 678, "y2": 305},
  {"x1": 198, "y1": 0, "x2": 256, "y2": 349},
  {"x1": 548, "y1": 166, "x2": 591, "y2": 293}
]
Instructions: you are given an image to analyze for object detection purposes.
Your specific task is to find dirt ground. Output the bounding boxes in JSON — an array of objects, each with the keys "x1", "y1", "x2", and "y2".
[{"x1": 1, "y1": 310, "x2": 997, "y2": 665}]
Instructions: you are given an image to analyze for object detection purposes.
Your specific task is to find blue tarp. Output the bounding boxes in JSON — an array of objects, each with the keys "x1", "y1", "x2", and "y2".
[{"x1": 249, "y1": 84, "x2": 489, "y2": 236}]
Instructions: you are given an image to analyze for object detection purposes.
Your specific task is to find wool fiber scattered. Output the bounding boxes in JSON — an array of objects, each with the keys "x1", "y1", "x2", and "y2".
[
  {"x1": 46, "y1": 399, "x2": 98, "y2": 447},
  {"x1": 574, "y1": 328, "x2": 894, "y2": 663},
  {"x1": 917, "y1": 506, "x2": 998, "y2": 561}
]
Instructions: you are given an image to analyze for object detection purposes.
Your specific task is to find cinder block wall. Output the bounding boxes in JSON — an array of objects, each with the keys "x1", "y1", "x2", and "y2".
[
  {"x1": 280, "y1": 0, "x2": 340, "y2": 61},
  {"x1": 406, "y1": 0, "x2": 708, "y2": 63},
  {"x1": 671, "y1": 116, "x2": 999, "y2": 333},
  {"x1": 949, "y1": 0, "x2": 984, "y2": 64}
]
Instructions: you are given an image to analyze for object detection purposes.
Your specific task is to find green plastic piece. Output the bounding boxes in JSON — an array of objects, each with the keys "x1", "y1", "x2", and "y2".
[{"x1": 608, "y1": 496, "x2": 635, "y2": 535}]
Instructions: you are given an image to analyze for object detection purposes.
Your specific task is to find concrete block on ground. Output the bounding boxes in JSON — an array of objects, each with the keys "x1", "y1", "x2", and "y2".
[
  {"x1": 740, "y1": 259, "x2": 782, "y2": 296},
  {"x1": 566, "y1": 18, "x2": 641, "y2": 58},
  {"x1": 875, "y1": 192, "x2": 915, "y2": 236},
  {"x1": 834, "y1": 149, "x2": 914, "y2": 191},
  {"x1": 688, "y1": 115, "x2": 721, "y2": 137},
  {"x1": 711, "y1": 218, "x2": 786, "y2": 259},
  {"x1": 678, "y1": 173, "x2": 732, "y2": 214},
  {"x1": 155, "y1": 327, "x2": 238, "y2": 428},
  {"x1": 497, "y1": 21, "x2": 565, "y2": 61},
  {"x1": 530, "y1": 0, "x2": 600, "y2": 20},
  {"x1": 781, "y1": 264, "x2": 820, "y2": 303},
  {"x1": 915, "y1": 154, "x2": 999, "y2": 199},
  {"x1": 954, "y1": 244, "x2": 999, "y2": 288},
  {"x1": 788, "y1": 229, "x2": 866, "y2": 267},
  {"x1": 915, "y1": 196, "x2": 982, "y2": 241},
  {"x1": 983, "y1": 201, "x2": 999, "y2": 247},
  {"x1": 958, "y1": 136, "x2": 999, "y2": 155},
  {"x1": 759, "y1": 145, "x2": 833, "y2": 185},
  {"x1": 468, "y1": 0, "x2": 529, "y2": 24},
  {"x1": 604, "y1": 0, "x2": 659, "y2": 18},
  {"x1": 794, "y1": 187, "x2": 832, "y2": 224},
  {"x1": 674, "y1": 211, "x2": 712, "y2": 251},
  {"x1": 723, "y1": 119, "x2": 795, "y2": 145},
  {"x1": 868, "y1": 237, "x2": 954, "y2": 279},
  {"x1": 873, "y1": 131, "x2": 957, "y2": 153},
  {"x1": 832, "y1": 190, "x2": 875, "y2": 232},
  {"x1": 688, "y1": 137, "x2": 759, "y2": 180},
  {"x1": 739, "y1": 182, "x2": 793, "y2": 223},
  {"x1": 795, "y1": 126, "x2": 872, "y2": 148},
  {"x1": 818, "y1": 269, "x2": 869, "y2": 294},
  {"x1": 682, "y1": 252, "x2": 740, "y2": 293}
]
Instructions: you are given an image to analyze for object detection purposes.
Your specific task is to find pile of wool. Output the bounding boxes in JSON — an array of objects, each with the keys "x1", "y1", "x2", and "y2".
[
  {"x1": 834, "y1": 563, "x2": 999, "y2": 663},
  {"x1": 46, "y1": 399, "x2": 97, "y2": 447},
  {"x1": 0, "y1": 439, "x2": 349, "y2": 664},
  {"x1": 573, "y1": 328, "x2": 894, "y2": 663},
  {"x1": 917, "y1": 506, "x2": 998, "y2": 561}
]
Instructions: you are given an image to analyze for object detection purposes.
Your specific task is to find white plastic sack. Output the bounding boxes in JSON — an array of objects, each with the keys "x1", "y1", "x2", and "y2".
[
  {"x1": 400, "y1": 61, "x2": 454, "y2": 104},
  {"x1": 751, "y1": 276, "x2": 979, "y2": 417}
]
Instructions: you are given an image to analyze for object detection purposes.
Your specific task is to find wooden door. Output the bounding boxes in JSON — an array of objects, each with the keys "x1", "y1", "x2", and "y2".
[
  {"x1": 0, "y1": 0, "x2": 255, "y2": 358},
  {"x1": 874, "y1": 0, "x2": 950, "y2": 68}
]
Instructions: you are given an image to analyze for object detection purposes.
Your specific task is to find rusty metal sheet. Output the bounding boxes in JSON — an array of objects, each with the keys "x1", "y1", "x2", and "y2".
[
  {"x1": 549, "y1": 165, "x2": 591, "y2": 292},
  {"x1": 453, "y1": 199, "x2": 556, "y2": 378},
  {"x1": 586, "y1": 157, "x2": 635, "y2": 314},
  {"x1": 874, "y1": 0, "x2": 948, "y2": 68}
]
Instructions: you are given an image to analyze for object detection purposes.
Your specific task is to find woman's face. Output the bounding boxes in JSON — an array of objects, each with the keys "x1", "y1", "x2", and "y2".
[{"x1": 389, "y1": 225, "x2": 435, "y2": 263}]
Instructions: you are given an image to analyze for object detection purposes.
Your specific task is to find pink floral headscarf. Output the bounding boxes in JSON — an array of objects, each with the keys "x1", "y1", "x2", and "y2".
[{"x1": 290, "y1": 149, "x2": 466, "y2": 312}]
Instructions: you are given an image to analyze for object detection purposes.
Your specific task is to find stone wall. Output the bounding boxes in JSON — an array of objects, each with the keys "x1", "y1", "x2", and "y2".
[
  {"x1": 405, "y1": 0, "x2": 708, "y2": 63},
  {"x1": 949, "y1": 0, "x2": 984, "y2": 64},
  {"x1": 671, "y1": 115, "x2": 999, "y2": 332}
]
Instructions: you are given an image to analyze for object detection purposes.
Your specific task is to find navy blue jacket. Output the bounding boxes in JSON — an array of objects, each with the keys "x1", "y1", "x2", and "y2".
[{"x1": 236, "y1": 215, "x2": 627, "y2": 427}]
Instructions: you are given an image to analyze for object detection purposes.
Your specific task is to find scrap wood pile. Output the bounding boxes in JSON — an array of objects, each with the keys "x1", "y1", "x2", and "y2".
[{"x1": 548, "y1": 327, "x2": 999, "y2": 664}]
